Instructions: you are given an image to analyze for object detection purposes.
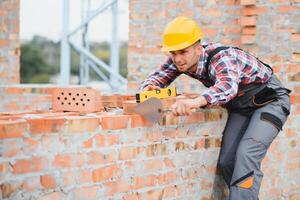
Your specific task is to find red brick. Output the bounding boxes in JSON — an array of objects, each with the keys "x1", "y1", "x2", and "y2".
[
  {"x1": 27, "y1": 117, "x2": 66, "y2": 134},
  {"x1": 122, "y1": 193, "x2": 142, "y2": 200},
  {"x1": 0, "y1": 119, "x2": 27, "y2": 139},
  {"x1": 63, "y1": 171, "x2": 76, "y2": 186},
  {"x1": 22, "y1": 176, "x2": 41, "y2": 191},
  {"x1": 144, "y1": 189, "x2": 163, "y2": 200},
  {"x1": 0, "y1": 39, "x2": 9, "y2": 46},
  {"x1": 53, "y1": 154, "x2": 73, "y2": 168},
  {"x1": 92, "y1": 165, "x2": 120, "y2": 182},
  {"x1": 105, "y1": 180, "x2": 132, "y2": 196},
  {"x1": 240, "y1": 0, "x2": 256, "y2": 5},
  {"x1": 73, "y1": 186, "x2": 100, "y2": 200},
  {"x1": 78, "y1": 169, "x2": 93, "y2": 183},
  {"x1": 83, "y1": 137, "x2": 93, "y2": 148},
  {"x1": 203, "y1": 28, "x2": 217, "y2": 37},
  {"x1": 52, "y1": 87, "x2": 103, "y2": 113},
  {"x1": 157, "y1": 171, "x2": 177, "y2": 184},
  {"x1": 132, "y1": 175, "x2": 157, "y2": 189},
  {"x1": 291, "y1": 33, "x2": 300, "y2": 42},
  {"x1": 202, "y1": 8, "x2": 222, "y2": 17},
  {"x1": 292, "y1": 53, "x2": 300, "y2": 62},
  {"x1": 13, "y1": 157, "x2": 48, "y2": 174},
  {"x1": 119, "y1": 146, "x2": 142, "y2": 160},
  {"x1": 37, "y1": 192, "x2": 62, "y2": 200},
  {"x1": 144, "y1": 159, "x2": 164, "y2": 171},
  {"x1": 240, "y1": 16, "x2": 256, "y2": 26},
  {"x1": 130, "y1": 114, "x2": 153, "y2": 128},
  {"x1": 277, "y1": 5, "x2": 297, "y2": 13},
  {"x1": 185, "y1": 111, "x2": 205, "y2": 124},
  {"x1": 101, "y1": 115, "x2": 130, "y2": 130},
  {"x1": 66, "y1": 116, "x2": 100, "y2": 133},
  {"x1": 241, "y1": 35, "x2": 256, "y2": 44},
  {"x1": 242, "y1": 27, "x2": 256, "y2": 35},
  {"x1": 40, "y1": 174, "x2": 56, "y2": 189}
]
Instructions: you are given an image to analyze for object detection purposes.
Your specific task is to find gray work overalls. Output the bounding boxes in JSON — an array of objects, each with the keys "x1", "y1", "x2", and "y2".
[{"x1": 206, "y1": 47, "x2": 291, "y2": 199}]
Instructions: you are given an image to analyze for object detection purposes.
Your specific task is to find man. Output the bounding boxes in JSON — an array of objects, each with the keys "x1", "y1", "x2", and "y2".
[{"x1": 139, "y1": 16, "x2": 291, "y2": 199}]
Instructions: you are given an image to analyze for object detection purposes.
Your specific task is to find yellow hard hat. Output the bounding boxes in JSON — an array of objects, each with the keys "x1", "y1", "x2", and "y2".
[{"x1": 161, "y1": 16, "x2": 204, "y2": 52}]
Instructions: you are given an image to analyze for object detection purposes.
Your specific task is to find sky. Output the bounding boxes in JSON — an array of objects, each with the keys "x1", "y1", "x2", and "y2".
[{"x1": 20, "y1": 0, "x2": 129, "y2": 42}]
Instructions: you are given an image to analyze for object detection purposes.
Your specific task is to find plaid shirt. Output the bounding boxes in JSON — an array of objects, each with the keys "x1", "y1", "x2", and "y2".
[{"x1": 140, "y1": 42, "x2": 273, "y2": 106}]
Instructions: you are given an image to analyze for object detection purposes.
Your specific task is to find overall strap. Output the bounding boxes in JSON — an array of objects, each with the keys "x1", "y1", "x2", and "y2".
[{"x1": 205, "y1": 46, "x2": 273, "y2": 74}]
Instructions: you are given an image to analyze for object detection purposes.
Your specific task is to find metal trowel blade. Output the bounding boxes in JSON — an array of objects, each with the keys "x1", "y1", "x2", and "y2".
[{"x1": 131, "y1": 97, "x2": 164, "y2": 124}]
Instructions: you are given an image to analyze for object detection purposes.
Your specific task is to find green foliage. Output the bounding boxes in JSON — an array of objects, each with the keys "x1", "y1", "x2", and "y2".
[{"x1": 20, "y1": 35, "x2": 128, "y2": 83}]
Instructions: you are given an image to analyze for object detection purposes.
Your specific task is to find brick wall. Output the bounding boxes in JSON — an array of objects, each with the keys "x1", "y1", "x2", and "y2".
[
  {"x1": 127, "y1": 0, "x2": 300, "y2": 91},
  {"x1": 0, "y1": 85, "x2": 299, "y2": 199},
  {"x1": 0, "y1": 0, "x2": 20, "y2": 84}
]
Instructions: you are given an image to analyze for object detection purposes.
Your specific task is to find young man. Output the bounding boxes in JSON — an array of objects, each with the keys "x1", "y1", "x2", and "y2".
[{"x1": 139, "y1": 16, "x2": 291, "y2": 199}]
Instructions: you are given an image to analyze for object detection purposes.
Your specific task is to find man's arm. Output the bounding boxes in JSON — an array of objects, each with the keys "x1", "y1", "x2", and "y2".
[
  {"x1": 171, "y1": 53, "x2": 239, "y2": 116},
  {"x1": 139, "y1": 58, "x2": 181, "y2": 91}
]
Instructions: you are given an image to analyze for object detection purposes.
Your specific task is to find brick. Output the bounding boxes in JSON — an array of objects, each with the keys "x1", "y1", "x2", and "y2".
[
  {"x1": 240, "y1": 0, "x2": 256, "y2": 5},
  {"x1": 122, "y1": 193, "x2": 142, "y2": 200},
  {"x1": 78, "y1": 169, "x2": 93, "y2": 183},
  {"x1": 292, "y1": 53, "x2": 300, "y2": 62},
  {"x1": 277, "y1": 5, "x2": 297, "y2": 13},
  {"x1": 144, "y1": 159, "x2": 164, "y2": 171},
  {"x1": 53, "y1": 154, "x2": 73, "y2": 168},
  {"x1": 101, "y1": 115, "x2": 130, "y2": 130},
  {"x1": 92, "y1": 165, "x2": 120, "y2": 182},
  {"x1": 202, "y1": 8, "x2": 222, "y2": 17},
  {"x1": 240, "y1": 16, "x2": 256, "y2": 26},
  {"x1": 73, "y1": 186, "x2": 99, "y2": 200},
  {"x1": 241, "y1": 35, "x2": 256, "y2": 44},
  {"x1": 291, "y1": 33, "x2": 300, "y2": 42},
  {"x1": 22, "y1": 176, "x2": 41, "y2": 192},
  {"x1": 0, "y1": 119, "x2": 27, "y2": 139},
  {"x1": 52, "y1": 88, "x2": 103, "y2": 112},
  {"x1": 66, "y1": 116, "x2": 99, "y2": 133},
  {"x1": 37, "y1": 192, "x2": 62, "y2": 200},
  {"x1": 63, "y1": 171, "x2": 76, "y2": 186},
  {"x1": 119, "y1": 146, "x2": 142, "y2": 160},
  {"x1": 13, "y1": 157, "x2": 48, "y2": 174},
  {"x1": 146, "y1": 143, "x2": 167, "y2": 157},
  {"x1": 242, "y1": 27, "x2": 256, "y2": 35},
  {"x1": 0, "y1": 39, "x2": 9, "y2": 46},
  {"x1": 157, "y1": 171, "x2": 177, "y2": 184},
  {"x1": 132, "y1": 175, "x2": 157, "y2": 189},
  {"x1": 130, "y1": 114, "x2": 153, "y2": 128},
  {"x1": 27, "y1": 117, "x2": 66, "y2": 134},
  {"x1": 83, "y1": 137, "x2": 93, "y2": 148},
  {"x1": 162, "y1": 186, "x2": 177, "y2": 199},
  {"x1": 105, "y1": 180, "x2": 132, "y2": 196},
  {"x1": 185, "y1": 111, "x2": 205, "y2": 124},
  {"x1": 40, "y1": 174, "x2": 56, "y2": 189},
  {"x1": 203, "y1": 28, "x2": 217, "y2": 37},
  {"x1": 143, "y1": 188, "x2": 163, "y2": 200}
]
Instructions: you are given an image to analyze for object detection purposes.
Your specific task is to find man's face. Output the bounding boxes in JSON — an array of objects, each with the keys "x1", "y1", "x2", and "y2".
[{"x1": 168, "y1": 43, "x2": 202, "y2": 73}]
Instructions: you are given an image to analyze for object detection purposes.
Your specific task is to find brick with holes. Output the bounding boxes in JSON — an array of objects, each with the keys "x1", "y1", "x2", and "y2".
[{"x1": 52, "y1": 88, "x2": 103, "y2": 113}]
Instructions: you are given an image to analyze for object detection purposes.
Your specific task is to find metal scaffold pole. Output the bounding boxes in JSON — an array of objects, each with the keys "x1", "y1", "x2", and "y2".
[{"x1": 60, "y1": 0, "x2": 71, "y2": 85}]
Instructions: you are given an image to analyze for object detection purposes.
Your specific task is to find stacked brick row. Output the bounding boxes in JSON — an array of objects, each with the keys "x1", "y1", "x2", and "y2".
[
  {"x1": 0, "y1": 0, "x2": 20, "y2": 84},
  {"x1": 0, "y1": 102, "x2": 228, "y2": 199},
  {"x1": 0, "y1": 82, "x2": 299, "y2": 199}
]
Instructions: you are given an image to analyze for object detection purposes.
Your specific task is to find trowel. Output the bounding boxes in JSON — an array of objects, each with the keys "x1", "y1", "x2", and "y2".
[{"x1": 131, "y1": 97, "x2": 171, "y2": 124}]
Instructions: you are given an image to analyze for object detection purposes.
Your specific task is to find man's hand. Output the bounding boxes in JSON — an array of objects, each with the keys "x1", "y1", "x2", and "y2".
[
  {"x1": 171, "y1": 96, "x2": 208, "y2": 116},
  {"x1": 143, "y1": 85, "x2": 160, "y2": 91}
]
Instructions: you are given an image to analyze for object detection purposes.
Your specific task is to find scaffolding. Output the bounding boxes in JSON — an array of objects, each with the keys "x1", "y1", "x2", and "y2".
[{"x1": 60, "y1": 0, "x2": 127, "y2": 89}]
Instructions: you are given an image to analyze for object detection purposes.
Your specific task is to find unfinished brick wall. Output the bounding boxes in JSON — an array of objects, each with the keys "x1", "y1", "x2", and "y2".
[
  {"x1": 0, "y1": 85, "x2": 299, "y2": 199},
  {"x1": 0, "y1": 0, "x2": 20, "y2": 84},
  {"x1": 127, "y1": 0, "x2": 300, "y2": 91}
]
